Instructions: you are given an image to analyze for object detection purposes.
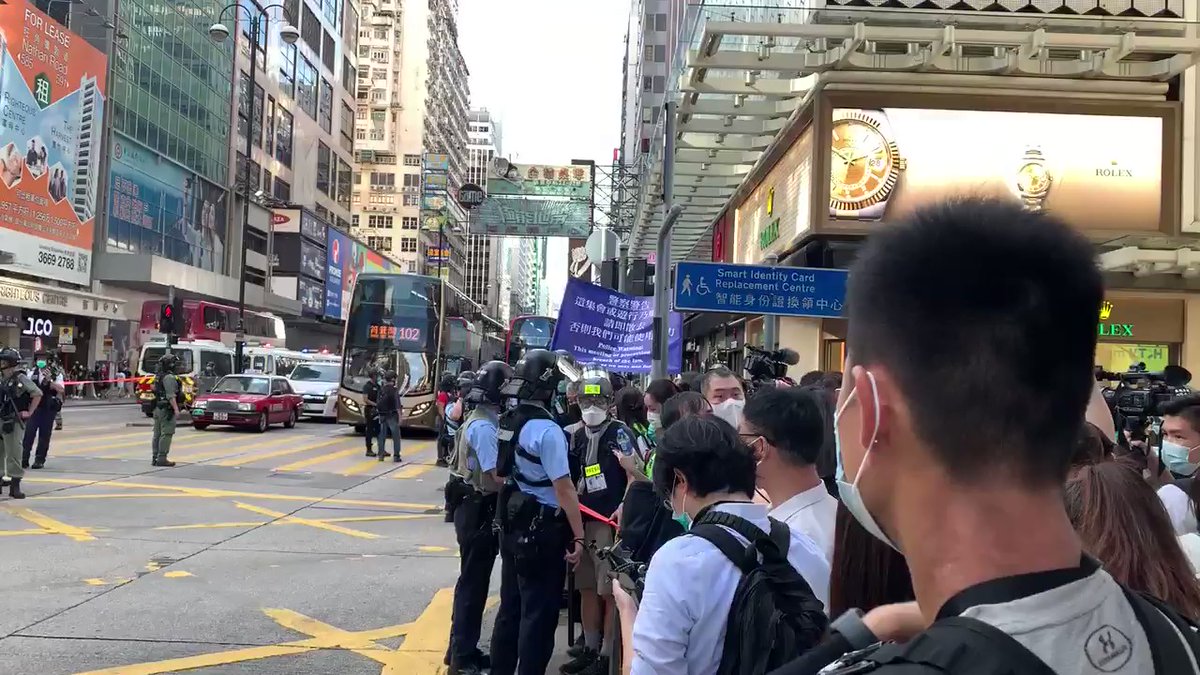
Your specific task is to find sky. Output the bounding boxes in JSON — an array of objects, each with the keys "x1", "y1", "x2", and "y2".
[{"x1": 458, "y1": 0, "x2": 628, "y2": 312}]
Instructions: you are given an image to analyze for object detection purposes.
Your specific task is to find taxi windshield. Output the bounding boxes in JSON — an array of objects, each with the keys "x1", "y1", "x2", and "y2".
[{"x1": 210, "y1": 376, "x2": 271, "y2": 395}]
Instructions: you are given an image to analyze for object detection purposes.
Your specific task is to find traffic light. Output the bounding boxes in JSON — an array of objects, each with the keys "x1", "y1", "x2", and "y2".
[{"x1": 159, "y1": 302, "x2": 175, "y2": 335}]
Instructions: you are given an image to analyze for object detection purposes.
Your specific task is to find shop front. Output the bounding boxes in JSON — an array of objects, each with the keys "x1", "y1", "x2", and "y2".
[
  {"x1": 0, "y1": 276, "x2": 130, "y2": 371},
  {"x1": 1095, "y1": 296, "x2": 1183, "y2": 373}
]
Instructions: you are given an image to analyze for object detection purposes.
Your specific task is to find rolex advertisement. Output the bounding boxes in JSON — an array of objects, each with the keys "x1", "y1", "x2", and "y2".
[{"x1": 828, "y1": 108, "x2": 1164, "y2": 231}]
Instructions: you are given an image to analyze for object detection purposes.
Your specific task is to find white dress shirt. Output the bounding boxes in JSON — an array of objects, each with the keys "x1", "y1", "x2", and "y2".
[
  {"x1": 769, "y1": 483, "x2": 839, "y2": 564},
  {"x1": 1158, "y1": 483, "x2": 1198, "y2": 536},
  {"x1": 630, "y1": 501, "x2": 830, "y2": 675}
]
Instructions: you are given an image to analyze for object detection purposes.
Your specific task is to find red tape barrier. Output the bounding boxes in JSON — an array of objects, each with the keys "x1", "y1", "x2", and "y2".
[
  {"x1": 63, "y1": 376, "x2": 154, "y2": 386},
  {"x1": 580, "y1": 503, "x2": 618, "y2": 529}
]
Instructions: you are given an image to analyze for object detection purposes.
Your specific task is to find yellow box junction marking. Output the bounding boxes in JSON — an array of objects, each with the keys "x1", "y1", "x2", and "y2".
[
  {"x1": 83, "y1": 578, "x2": 133, "y2": 587},
  {"x1": 274, "y1": 447, "x2": 361, "y2": 472},
  {"x1": 212, "y1": 436, "x2": 349, "y2": 467},
  {"x1": 154, "y1": 512, "x2": 434, "y2": 533},
  {"x1": 162, "y1": 570, "x2": 193, "y2": 579},
  {"x1": 5, "y1": 506, "x2": 96, "y2": 541},
  {"x1": 72, "y1": 587, "x2": 492, "y2": 675},
  {"x1": 235, "y1": 502, "x2": 382, "y2": 540}
]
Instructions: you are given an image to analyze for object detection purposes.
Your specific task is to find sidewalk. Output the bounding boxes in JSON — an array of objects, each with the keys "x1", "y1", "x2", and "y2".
[{"x1": 63, "y1": 397, "x2": 139, "y2": 408}]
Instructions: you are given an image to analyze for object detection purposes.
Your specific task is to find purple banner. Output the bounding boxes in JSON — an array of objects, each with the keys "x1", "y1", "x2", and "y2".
[{"x1": 552, "y1": 278, "x2": 682, "y2": 373}]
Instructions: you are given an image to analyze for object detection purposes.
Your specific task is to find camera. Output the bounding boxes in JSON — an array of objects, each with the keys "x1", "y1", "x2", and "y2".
[
  {"x1": 1095, "y1": 363, "x2": 1192, "y2": 442},
  {"x1": 596, "y1": 542, "x2": 647, "y2": 600},
  {"x1": 744, "y1": 345, "x2": 799, "y2": 391}
]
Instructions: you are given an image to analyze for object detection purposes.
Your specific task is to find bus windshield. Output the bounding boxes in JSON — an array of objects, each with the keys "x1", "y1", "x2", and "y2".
[
  {"x1": 342, "y1": 275, "x2": 441, "y2": 395},
  {"x1": 507, "y1": 316, "x2": 556, "y2": 364}
]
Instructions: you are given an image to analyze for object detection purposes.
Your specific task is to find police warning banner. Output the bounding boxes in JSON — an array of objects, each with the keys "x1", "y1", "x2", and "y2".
[{"x1": 551, "y1": 278, "x2": 682, "y2": 373}]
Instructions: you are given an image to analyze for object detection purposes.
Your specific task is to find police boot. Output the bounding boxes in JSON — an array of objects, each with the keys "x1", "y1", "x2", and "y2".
[
  {"x1": 448, "y1": 664, "x2": 485, "y2": 675},
  {"x1": 9, "y1": 478, "x2": 25, "y2": 499},
  {"x1": 153, "y1": 458, "x2": 176, "y2": 467}
]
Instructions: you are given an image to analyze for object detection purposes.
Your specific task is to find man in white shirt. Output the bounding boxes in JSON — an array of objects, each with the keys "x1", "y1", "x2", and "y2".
[
  {"x1": 623, "y1": 414, "x2": 829, "y2": 675},
  {"x1": 741, "y1": 386, "x2": 838, "y2": 563}
]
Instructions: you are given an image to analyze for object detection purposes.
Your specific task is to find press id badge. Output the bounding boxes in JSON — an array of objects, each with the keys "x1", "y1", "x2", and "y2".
[{"x1": 584, "y1": 463, "x2": 607, "y2": 493}]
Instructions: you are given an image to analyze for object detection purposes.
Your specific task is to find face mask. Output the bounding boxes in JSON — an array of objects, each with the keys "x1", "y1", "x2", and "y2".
[
  {"x1": 1161, "y1": 440, "x2": 1200, "y2": 476},
  {"x1": 835, "y1": 371, "x2": 901, "y2": 552},
  {"x1": 581, "y1": 406, "x2": 608, "y2": 427},
  {"x1": 712, "y1": 398, "x2": 745, "y2": 429},
  {"x1": 35, "y1": 360, "x2": 46, "y2": 369},
  {"x1": 667, "y1": 476, "x2": 692, "y2": 530},
  {"x1": 648, "y1": 411, "x2": 662, "y2": 431}
]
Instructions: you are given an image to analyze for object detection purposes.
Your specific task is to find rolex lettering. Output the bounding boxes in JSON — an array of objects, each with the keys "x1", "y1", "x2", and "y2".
[
  {"x1": 1015, "y1": 146, "x2": 1052, "y2": 212},
  {"x1": 829, "y1": 109, "x2": 906, "y2": 220}
]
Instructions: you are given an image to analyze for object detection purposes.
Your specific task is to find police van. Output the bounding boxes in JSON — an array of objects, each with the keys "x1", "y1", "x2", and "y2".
[{"x1": 136, "y1": 337, "x2": 235, "y2": 417}]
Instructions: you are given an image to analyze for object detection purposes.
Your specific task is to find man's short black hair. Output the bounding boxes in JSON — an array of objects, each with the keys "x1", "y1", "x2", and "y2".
[
  {"x1": 847, "y1": 197, "x2": 1103, "y2": 486},
  {"x1": 701, "y1": 366, "x2": 741, "y2": 396},
  {"x1": 652, "y1": 414, "x2": 755, "y2": 499},
  {"x1": 646, "y1": 378, "x2": 679, "y2": 406},
  {"x1": 799, "y1": 371, "x2": 825, "y2": 387},
  {"x1": 743, "y1": 387, "x2": 825, "y2": 466},
  {"x1": 1161, "y1": 395, "x2": 1200, "y2": 433},
  {"x1": 661, "y1": 391, "x2": 709, "y2": 430}
]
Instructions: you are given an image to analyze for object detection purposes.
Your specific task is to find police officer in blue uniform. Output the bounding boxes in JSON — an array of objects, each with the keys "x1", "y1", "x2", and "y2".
[
  {"x1": 489, "y1": 349, "x2": 585, "y2": 675},
  {"x1": 446, "y1": 361, "x2": 511, "y2": 675}
]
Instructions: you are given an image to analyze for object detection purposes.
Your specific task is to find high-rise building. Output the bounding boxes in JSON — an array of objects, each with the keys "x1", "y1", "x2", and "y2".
[
  {"x1": 351, "y1": 0, "x2": 469, "y2": 284},
  {"x1": 463, "y1": 107, "x2": 501, "y2": 319},
  {"x1": 619, "y1": 0, "x2": 687, "y2": 169},
  {"x1": 71, "y1": 75, "x2": 101, "y2": 224}
]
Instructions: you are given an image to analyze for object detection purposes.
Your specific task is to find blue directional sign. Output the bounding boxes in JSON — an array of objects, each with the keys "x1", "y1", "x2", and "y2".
[{"x1": 673, "y1": 261, "x2": 849, "y2": 318}]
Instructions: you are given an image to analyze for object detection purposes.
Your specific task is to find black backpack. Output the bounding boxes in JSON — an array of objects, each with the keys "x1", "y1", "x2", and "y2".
[{"x1": 690, "y1": 510, "x2": 829, "y2": 675}]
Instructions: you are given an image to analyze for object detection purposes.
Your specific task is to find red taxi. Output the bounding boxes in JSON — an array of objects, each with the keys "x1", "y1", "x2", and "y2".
[{"x1": 190, "y1": 375, "x2": 302, "y2": 432}]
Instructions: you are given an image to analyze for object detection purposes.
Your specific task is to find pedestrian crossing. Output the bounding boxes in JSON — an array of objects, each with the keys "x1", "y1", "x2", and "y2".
[{"x1": 41, "y1": 424, "x2": 443, "y2": 479}]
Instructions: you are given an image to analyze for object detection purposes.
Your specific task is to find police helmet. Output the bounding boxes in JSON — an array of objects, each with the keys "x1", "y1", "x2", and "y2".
[
  {"x1": 158, "y1": 353, "x2": 179, "y2": 372},
  {"x1": 577, "y1": 366, "x2": 614, "y2": 409},
  {"x1": 469, "y1": 361, "x2": 514, "y2": 406},
  {"x1": 501, "y1": 349, "x2": 564, "y2": 401},
  {"x1": 0, "y1": 347, "x2": 19, "y2": 369},
  {"x1": 456, "y1": 370, "x2": 476, "y2": 397}
]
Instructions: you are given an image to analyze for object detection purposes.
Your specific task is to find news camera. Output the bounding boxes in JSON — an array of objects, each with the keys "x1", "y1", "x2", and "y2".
[
  {"x1": 1095, "y1": 363, "x2": 1192, "y2": 443},
  {"x1": 744, "y1": 344, "x2": 800, "y2": 391}
]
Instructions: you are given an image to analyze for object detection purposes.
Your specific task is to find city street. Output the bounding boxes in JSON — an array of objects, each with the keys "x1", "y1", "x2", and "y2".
[{"x1": 0, "y1": 404, "x2": 467, "y2": 674}]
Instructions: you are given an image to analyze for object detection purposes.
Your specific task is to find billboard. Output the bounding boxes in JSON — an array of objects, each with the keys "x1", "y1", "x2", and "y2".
[
  {"x1": 470, "y1": 198, "x2": 590, "y2": 237},
  {"x1": 109, "y1": 134, "x2": 228, "y2": 274},
  {"x1": 487, "y1": 163, "x2": 591, "y2": 199},
  {"x1": 0, "y1": 0, "x2": 108, "y2": 285},
  {"x1": 324, "y1": 227, "x2": 398, "y2": 321},
  {"x1": 827, "y1": 108, "x2": 1164, "y2": 231}
]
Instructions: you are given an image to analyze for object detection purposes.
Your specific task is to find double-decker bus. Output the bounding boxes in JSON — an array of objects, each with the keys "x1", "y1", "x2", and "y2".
[
  {"x1": 506, "y1": 315, "x2": 557, "y2": 365},
  {"x1": 336, "y1": 273, "x2": 483, "y2": 431},
  {"x1": 138, "y1": 300, "x2": 283, "y2": 349}
]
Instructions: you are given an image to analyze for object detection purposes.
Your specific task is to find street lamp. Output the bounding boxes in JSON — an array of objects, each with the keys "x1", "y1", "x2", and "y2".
[{"x1": 209, "y1": 3, "x2": 298, "y2": 373}]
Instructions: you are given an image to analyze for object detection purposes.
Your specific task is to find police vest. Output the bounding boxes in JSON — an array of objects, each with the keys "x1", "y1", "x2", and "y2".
[
  {"x1": 453, "y1": 407, "x2": 502, "y2": 494},
  {"x1": 4, "y1": 373, "x2": 31, "y2": 413},
  {"x1": 496, "y1": 403, "x2": 580, "y2": 489},
  {"x1": 570, "y1": 420, "x2": 633, "y2": 517},
  {"x1": 153, "y1": 374, "x2": 184, "y2": 407}
]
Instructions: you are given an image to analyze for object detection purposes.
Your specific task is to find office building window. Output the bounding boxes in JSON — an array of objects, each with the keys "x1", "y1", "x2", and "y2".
[
  {"x1": 355, "y1": 128, "x2": 366, "y2": 140},
  {"x1": 280, "y1": 43, "x2": 296, "y2": 98},
  {"x1": 654, "y1": 45, "x2": 666, "y2": 62},
  {"x1": 337, "y1": 158, "x2": 352, "y2": 211},
  {"x1": 252, "y1": 84, "x2": 264, "y2": 148},
  {"x1": 297, "y1": 56, "x2": 318, "y2": 120},
  {"x1": 644, "y1": 44, "x2": 653, "y2": 61},
  {"x1": 407, "y1": 260, "x2": 417, "y2": 273},
  {"x1": 655, "y1": 13, "x2": 667, "y2": 30},
  {"x1": 352, "y1": 215, "x2": 359, "y2": 227},
  {"x1": 276, "y1": 107, "x2": 293, "y2": 167},
  {"x1": 340, "y1": 102, "x2": 354, "y2": 152},
  {"x1": 342, "y1": 57, "x2": 356, "y2": 93},
  {"x1": 322, "y1": 30, "x2": 336, "y2": 72},
  {"x1": 401, "y1": 237, "x2": 417, "y2": 252},
  {"x1": 401, "y1": 216, "x2": 417, "y2": 230},
  {"x1": 402, "y1": 173, "x2": 419, "y2": 188},
  {"x1": 273, "y1": 176, "x2": 291, "y2": 201},
  {"x1": 403, "y1": 154, "x2": 421, "y2": 166},
  {"x1": 368, "y1": 215, "x2": 393, "y2": 228},
  {"x1": 367, "y1": 236, "x2": 392, "y2": 251},
  {"x1": 265, "y1": 97, "x2": 276, "y2": 155},
  {"x1": 643, "y1": 76, "x2": 651, "y2": 92},
  {"x1": 318, "y1": 77, "x2": 333, "y2": 133},
  {"x1": 370, "y1": 172, "x2": 395, "y2": 187},
  {"x1": 357, "y1": 107, "x2": 368, "y2": 120},
  {"x1": 402, "y1": 194, "x2": 418, "y2": 207},
  {"x1": 301, "y1": 4, "x2": 321, "y2": 53},
  {"x1": 316, "y1": 143, "x2": 332, "y2": 196},
  {"x1": 653, "y1": 76, "x2": 665, "y2": 93}
]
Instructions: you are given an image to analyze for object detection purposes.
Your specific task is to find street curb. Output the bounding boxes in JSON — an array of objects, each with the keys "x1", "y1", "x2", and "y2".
[{"x1": 65, "y1": 400, "x2": 140, "y2": 409}]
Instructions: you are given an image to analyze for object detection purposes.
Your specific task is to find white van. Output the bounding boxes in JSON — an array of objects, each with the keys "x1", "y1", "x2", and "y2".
[
  {"x1": 243, "y1": 346, "x2": 313, "y2": 377},
  {"x1": 136, "y1": 337, "x2": 236, "y2": 416}
]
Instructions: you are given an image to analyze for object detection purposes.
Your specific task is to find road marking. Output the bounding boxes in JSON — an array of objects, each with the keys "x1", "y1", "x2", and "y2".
[
  {"x1": 83, "y1": 577, "x2": 133, "y2": 587},
  {"x1": 70, "y1": 589, "x2": 474, "y2": 675},
  {"x1": 153, "y1": 513, "x2": 435, "y2": 532},
  {"x1": 170, "y1": 433, "x2": 303, "y2": 462},
  {"x1": 274, "y1": 447, "x2": 360, "y2": 472},
  {"x1": 95, "y1": 434, "x2": 246, "y2": 459},
  {"x1": 392, "y1": 462, "x2": 439, "y2": 479},
  {"x1": 163, "y1": 570, "x2": 193, "y2": 578},
  {"x1": 211, "y1": 437, "x2": 350, "y2": 467},
  {"x1": 236, "y1": 502, "x2": 382, "y2": 540},
  {"x1": 6, "y1": 506, "x2": 96, "y2": 541},
  {"x1": 26, "y1": 477, "x2": 439, "y2": 510},
  {"x1": 54, "y1": 431, "x2": 149, "y2": 445},
  {"x1": 417, "y1": 545, "x2": 450, "y2": 553},
  {"x1": 339, "y1": 458, "x2": 386, "y2": 476}
]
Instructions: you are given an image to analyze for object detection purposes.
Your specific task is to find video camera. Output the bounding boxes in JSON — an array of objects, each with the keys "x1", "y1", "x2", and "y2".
[
  {"x1": 744, "y1": 345, "x2": 799, "y2": 391},
  {"x1": 1095, "y1": 363, "x2": 1192, "y2": 442}
]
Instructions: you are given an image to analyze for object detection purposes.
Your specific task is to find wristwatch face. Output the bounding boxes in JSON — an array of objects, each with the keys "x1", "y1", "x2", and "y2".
[
  {"x1": 1016, "y1": 162, "x2": 1051, "y2": 196},
  {"x1": 830, "y1": 115, "x2": 902, "y2": 212}
]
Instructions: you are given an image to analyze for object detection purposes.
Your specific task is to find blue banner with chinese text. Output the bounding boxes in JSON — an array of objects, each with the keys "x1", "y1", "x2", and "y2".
[{"x1": 552, "y1": 278, "x2": 682, "y2": 374}]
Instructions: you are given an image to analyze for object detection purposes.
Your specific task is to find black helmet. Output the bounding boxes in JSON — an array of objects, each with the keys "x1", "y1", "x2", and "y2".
[
  {"x1": 0, "y1": 347, "x2": 19, "y2": 369},
  {"x1": 456, "y1": 371, "x2": 476, "y2": 397},
  {"x1": 470, "y1": 361, "x2": 513, "y2": 405},
  {"x1": 502, "y1": 349, "x2": 562, "y2": 401},
  {"x1": 158, "y1": 353, "x2": 179, "y2": 372}
]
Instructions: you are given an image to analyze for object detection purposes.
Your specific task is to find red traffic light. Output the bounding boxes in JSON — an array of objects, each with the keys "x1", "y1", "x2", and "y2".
[{"x1": 163, "y1": 306, "x2": 173, "y2": 317}]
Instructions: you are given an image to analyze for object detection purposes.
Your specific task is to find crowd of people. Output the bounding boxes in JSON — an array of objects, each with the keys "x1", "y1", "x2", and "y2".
[{"x1": 438, "y1": 197, "x2": 1200, "y2": 675}]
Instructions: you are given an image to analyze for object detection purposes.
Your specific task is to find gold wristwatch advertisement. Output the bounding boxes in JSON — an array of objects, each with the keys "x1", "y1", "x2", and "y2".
[{"x1": 826, "y1": 108, "x2": 1164, "y2": 232}]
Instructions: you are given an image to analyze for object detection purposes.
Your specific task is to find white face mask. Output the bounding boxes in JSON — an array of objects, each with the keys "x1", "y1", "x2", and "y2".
[
  {"x1": 711, "y1": 397, "x2": 745, "y2": 429},
  {"x1": 581, "y1": 405, "x2": 608, "y2": 427},
  {"x1": 647, "y1": 411, "x2": 662, "y2": 430},
  {"x1": 834, "y1": 371, "x2": 901, "y2": 552}
]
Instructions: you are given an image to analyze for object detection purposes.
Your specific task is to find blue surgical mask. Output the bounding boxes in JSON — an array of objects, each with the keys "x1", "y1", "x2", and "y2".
[
  {"x1": 1160, "y1": 440, "x2": 1199, "y2": 477},
  {"x1": 834, "y1": 371, "x2": 900, "y2": 552}
]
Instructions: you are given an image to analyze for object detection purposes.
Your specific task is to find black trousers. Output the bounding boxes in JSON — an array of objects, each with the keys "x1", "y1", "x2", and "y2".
[
  {"x1": 363, "y1": 413, "x2": 378, "y2": 451},
  {"x1": 490, "y1": 517, "x2": 568, "y2": 675},
  {"x1": 22, "y1": 407, "x2": 54, "y2": 465},
  {"x1": 448, "y1": 493, "x2": 499, "y2": 667}
]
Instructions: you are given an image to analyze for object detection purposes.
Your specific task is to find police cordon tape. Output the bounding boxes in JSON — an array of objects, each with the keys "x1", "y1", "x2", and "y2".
[
  {"x1": 62, "y1": 376, "x2": 154, "y2": 386},
  {"x1": 580, "y1": 503, "x2": 617, "y2": 528}
]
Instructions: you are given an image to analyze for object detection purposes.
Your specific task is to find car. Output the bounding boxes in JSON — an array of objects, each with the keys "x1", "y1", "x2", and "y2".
[
  {"x1": 190, "y1": 374, "x2": 301, "y2": 432},
  {"x1": 286, "y1": 362, "x2": 341, "y2": 420}
]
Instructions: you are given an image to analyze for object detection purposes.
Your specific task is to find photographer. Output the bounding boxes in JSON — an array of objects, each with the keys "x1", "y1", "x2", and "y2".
[
  {"x1": 1157, "y1": 395, "x2": 1200, "y2": 536},
  {"x1": 773, "y1": 197, "x2": 1200, "y2": 675}
]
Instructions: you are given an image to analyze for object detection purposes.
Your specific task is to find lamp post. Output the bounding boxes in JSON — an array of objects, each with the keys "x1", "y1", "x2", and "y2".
[{"x1": 208, "y1": 4, "x2": 298, "y2": 373}]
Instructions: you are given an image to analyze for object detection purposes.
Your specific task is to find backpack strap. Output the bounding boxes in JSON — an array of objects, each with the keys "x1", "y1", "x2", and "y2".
[
  {"x1": 869, "y1": 616, "x2": 1057, "y2": 675},
  {"x1": 1122, "y1": 587, "x2": 1200, "y2": 674},
  {"x1": 690, "y1": 521, "x2": 758, "y2": 575},
  {"x1": 768, "y1": 517, "x2": 790, "y2": 559}
]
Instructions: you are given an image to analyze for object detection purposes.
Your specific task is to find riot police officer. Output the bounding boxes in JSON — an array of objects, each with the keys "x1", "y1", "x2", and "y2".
[
  {"x1": 151, "y1": 353, "x2": 183, "y2": 467},
  {"x1": 446, "y1": 361, "x2": 512, "y2": 675},
  {"x1": 0, "y1": 348, "x2": 41, "y2": 499},
  {"x1": 489, "y1": 349, "x2": 585, "y2": 675},
  {"x1": 23, "y1": 351, "x2": 64, "y2": 469}
]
